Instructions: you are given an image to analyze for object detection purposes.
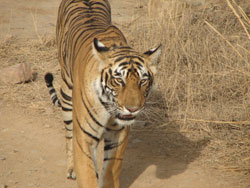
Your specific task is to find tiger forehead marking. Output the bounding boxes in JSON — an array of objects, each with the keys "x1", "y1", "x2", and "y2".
[
  {"x1": 101, "y1": 55, "x2": 152, "y2": 89},
  {"x1": 113, "y1": 58, "x2": 151, "y2": 79}
]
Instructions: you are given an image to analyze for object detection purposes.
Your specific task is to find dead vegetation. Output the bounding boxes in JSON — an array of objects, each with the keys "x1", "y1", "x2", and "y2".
[
  {"x1": 0, "y1": 0, "x2": 249, "y2": 185},
  {"x1": 131, "y1": 0, "x2": 250, "y2": 177}
]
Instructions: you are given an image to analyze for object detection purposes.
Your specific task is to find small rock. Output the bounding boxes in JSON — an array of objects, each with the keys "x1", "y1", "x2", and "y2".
[
  {"x1": 0, "y1": 156, "x2": 6, "y2": 161},
  {"x1": 0, "y1": 63, "x2": 34, "y2": 84}
]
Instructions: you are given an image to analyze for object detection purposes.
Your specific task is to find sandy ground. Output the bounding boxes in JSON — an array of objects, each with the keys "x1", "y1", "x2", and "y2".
[
  {"x1": 0, "y1": 0, "x2": 249, "y2": 188},
  {"x1": 0, "y1": 102, "x2": 240, "y2": 188}
]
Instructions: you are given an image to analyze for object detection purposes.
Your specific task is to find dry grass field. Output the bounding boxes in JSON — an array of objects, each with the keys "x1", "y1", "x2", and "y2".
[
  {"x1": 0, "y1": 0, "x2": 249, "y2": 187},
  {"x1": 143, "y1": 0, "x2": 250, "y2": 174}
]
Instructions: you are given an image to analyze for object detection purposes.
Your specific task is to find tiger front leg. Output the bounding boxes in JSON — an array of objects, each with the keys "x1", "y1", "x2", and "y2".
[
  {"x1": 59, "y1": 81, "x2": 75, "y2": 179},
  {"x1": 73, "y1": 124, "x2": 99, "y2": 188},
  {"x1": 100, "y1": 127, "x2": 130, "y2": 188},
  {"x1": 65, "y1": 135, "x2": 76, "y2": 179}
]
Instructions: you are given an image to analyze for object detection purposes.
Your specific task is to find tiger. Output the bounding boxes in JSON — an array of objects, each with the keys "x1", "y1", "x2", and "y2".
[{"x1": 44, "y1": 0, "x2": 162, "y2": 187}]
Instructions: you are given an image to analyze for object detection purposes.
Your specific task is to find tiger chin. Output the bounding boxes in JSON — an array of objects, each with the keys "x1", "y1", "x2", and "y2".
[{"x1": 45, "y1": 0, "x2": 162, "y2": 188}]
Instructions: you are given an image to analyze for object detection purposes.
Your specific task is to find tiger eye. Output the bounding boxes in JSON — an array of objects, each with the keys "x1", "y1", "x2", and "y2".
[
  {"x1": 140, "y1": 79, "x2": 148, "y2": 85},
  {"x1": 116, "y1": 78, "x2": 123, "y2": 83},
  {"x1": 114, "y1": 78, "x2": 124, "y2": 86}
]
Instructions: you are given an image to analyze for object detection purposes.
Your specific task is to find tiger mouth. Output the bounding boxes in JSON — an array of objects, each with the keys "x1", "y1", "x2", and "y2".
[{"x1": 116, "y1": 114, "x2": 136, "y2": 121}]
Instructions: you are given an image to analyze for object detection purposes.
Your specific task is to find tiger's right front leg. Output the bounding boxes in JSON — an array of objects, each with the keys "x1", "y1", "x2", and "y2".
[
  {"x1": 73, "y1": 118, "x2": 100, "y2": 188},
  {"x1": 60, "y1": 82, "x2": 75, "y2": 179}
]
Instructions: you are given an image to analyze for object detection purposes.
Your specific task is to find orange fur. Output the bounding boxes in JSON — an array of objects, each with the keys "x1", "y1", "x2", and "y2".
[{"x1": 52, "y1": 0, "x2": 162, "y2": 187}]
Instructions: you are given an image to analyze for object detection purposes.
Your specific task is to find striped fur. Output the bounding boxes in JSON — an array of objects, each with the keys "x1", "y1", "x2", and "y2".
[
  {"x1": 45, "y1": 0, "x2": 161, "y2": 187},
  {"x1": 44, "y1": 73, "x2": 61, "y2": 107}
]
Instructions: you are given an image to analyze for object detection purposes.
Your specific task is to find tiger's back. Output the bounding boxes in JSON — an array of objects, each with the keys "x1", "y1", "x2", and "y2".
[
  {"x1": 45, "y1": 0, "x2": 162, "y2": 187},
  {"x1": 57, "y1": 0, "x2": 127, "y2": 81}
]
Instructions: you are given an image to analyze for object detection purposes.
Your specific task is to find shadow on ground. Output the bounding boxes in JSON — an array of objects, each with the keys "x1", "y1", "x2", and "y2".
[{"x1": 120, "y1": 90, "x2": 210, "y2": 188}]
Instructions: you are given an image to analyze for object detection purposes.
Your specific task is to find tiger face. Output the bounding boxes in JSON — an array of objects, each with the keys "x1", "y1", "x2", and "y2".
[{"x1": 93, "y1": 38, "x2": 161, "y2": 125}]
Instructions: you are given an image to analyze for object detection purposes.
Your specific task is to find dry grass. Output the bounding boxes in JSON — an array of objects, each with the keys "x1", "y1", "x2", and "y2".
[
  {"x1": 0, "y1": 35, "x2": 62, "y2": 123},
  {"x1": 0, "y1": 0, "x2": 249, "y2": 182},
  {"x1": 126, "y1": 0, "x2": 250, "y2": 176}
]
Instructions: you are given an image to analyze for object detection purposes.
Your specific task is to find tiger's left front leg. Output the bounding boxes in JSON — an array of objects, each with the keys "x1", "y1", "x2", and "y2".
[
  {"x1": 73, "y1": 118, "x2": 100, "y2": 188},
  {"x1": 100, "y1": 126, "x2": 130, "y2": 188}
]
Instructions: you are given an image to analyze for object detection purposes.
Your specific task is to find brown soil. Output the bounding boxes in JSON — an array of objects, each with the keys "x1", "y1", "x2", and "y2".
[
  {"x1": 0, "y1": 0, "x2": 249, "y2": 188},
  {"x1": 0, "y1": 102, "x2": 244, "y2": 188}
]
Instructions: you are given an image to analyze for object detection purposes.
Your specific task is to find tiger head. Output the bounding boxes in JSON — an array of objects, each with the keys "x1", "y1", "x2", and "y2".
[{"x1": 93, "y1": 38, "x2": 162, "y2": 125}]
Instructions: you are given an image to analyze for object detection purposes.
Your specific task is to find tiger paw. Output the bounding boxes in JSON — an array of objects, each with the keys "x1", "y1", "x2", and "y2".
[{"x1": 67, "y1": 169, "x2": 76, "y2": 180}]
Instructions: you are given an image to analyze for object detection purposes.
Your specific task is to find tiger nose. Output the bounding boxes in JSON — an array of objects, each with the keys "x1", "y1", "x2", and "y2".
[{"x1": 126, "y1": 106, "x2": 140, "y2": 113}]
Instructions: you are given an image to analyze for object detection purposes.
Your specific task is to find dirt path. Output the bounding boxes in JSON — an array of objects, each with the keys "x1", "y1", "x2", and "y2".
[
  {"x1": 0, "y1": 104, "x2": 77, "y2": 188},
  {"x1": 0, "y1": 0, "x2": 60, "y2": 40},
  {"x1": 0, "y1": 103, "x2": 236, "y2": 188}
]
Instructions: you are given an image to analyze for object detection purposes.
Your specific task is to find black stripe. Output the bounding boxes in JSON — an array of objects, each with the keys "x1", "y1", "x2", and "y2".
[
  {"x1": 106, "y1": 126, "x2": 124, "y2": 132},
  {"x1": 81, "y1": 91, "x2": 104, "y2": 127},
  {"x1": 98, "y1": 97, "x2": 109, "y2": 110},
  {"x1": 86, "y1": 120, "x2": 98, "y2": 133},
  {"x1": 114, "y1": 70, "x2": 121, "y2": 76},
  {"x1": 61, "y1": 99, "x2": 73, "y2": 106},
  {"x1": 115, "y1": 56, "x2": 126, "y2": 63},
  {"x1": 76, "y1": 117, "x2": 100, "y2": 142},
  {"x1": 104, "y1": 131, "x2": 128, "y2": 151},
  {"x1": 104, "y1": 157, "x2": 123, "y2": 161},
  {"x1": 62, "y1": 72, "x2": 73, "y2": 90},
  {"x1": 84, "y1": 18, "x2": 95, "y2": 25},
  {"x1": 135, "y1": 62, "x2": 143, "y2": 67},
  {"x1": 118, "y1": 62, "x2": 129, "y2": 67},
  {"x1": 65, "y1": 126, "x2": 73, "y2": 131},
  {"x1": 101, "y1": 69, "x2": 104, "y2": 82},
  {"x1": 49, "y1": 88, "x2": 56, "y2": 95},
  {"x1": 104, "y1": 142, "x2": 118, "y2": 151},
  {"x1": 137, "y1": 56, "x2": 144, "y2": 63},
  {"x1": 52, "y1": 96, "x2": 59, "y2": 104},
  {"x1": 64, "y1": 120, "x2": 72, "y2": 125},
  {"x1": 57, "y1": 100, "x2": 62, "y2": 107},
  {"x1": 108, "y1": 68, "x2": 112, "y2": 76},
  {"x1": 62, "y1": 106, "x2": 72, "y2": 112},
  {"x1": 60, "y1": 89, "x2": 72, "y2": 101},
  {"x1": 75, "y1": 136, "x2": 92, "y2": 160},
  {"x1": 105, "y1": 72, "x2": 108, "y2": 83},
  {"x1": 66, "y1": 136, "x2": 73, "y2": 139}
]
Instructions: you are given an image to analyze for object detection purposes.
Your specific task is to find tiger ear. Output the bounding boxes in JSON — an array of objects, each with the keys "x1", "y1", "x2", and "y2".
[
  {"x1": 93, "y1": 38, "x2": 109, "y2": 53},
  {"x1": 143, "y1": 44, "x2": 162, "y2": 65},
  {"x1": 92, "y1": 38, "x2": 110, "y2": 66}
]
